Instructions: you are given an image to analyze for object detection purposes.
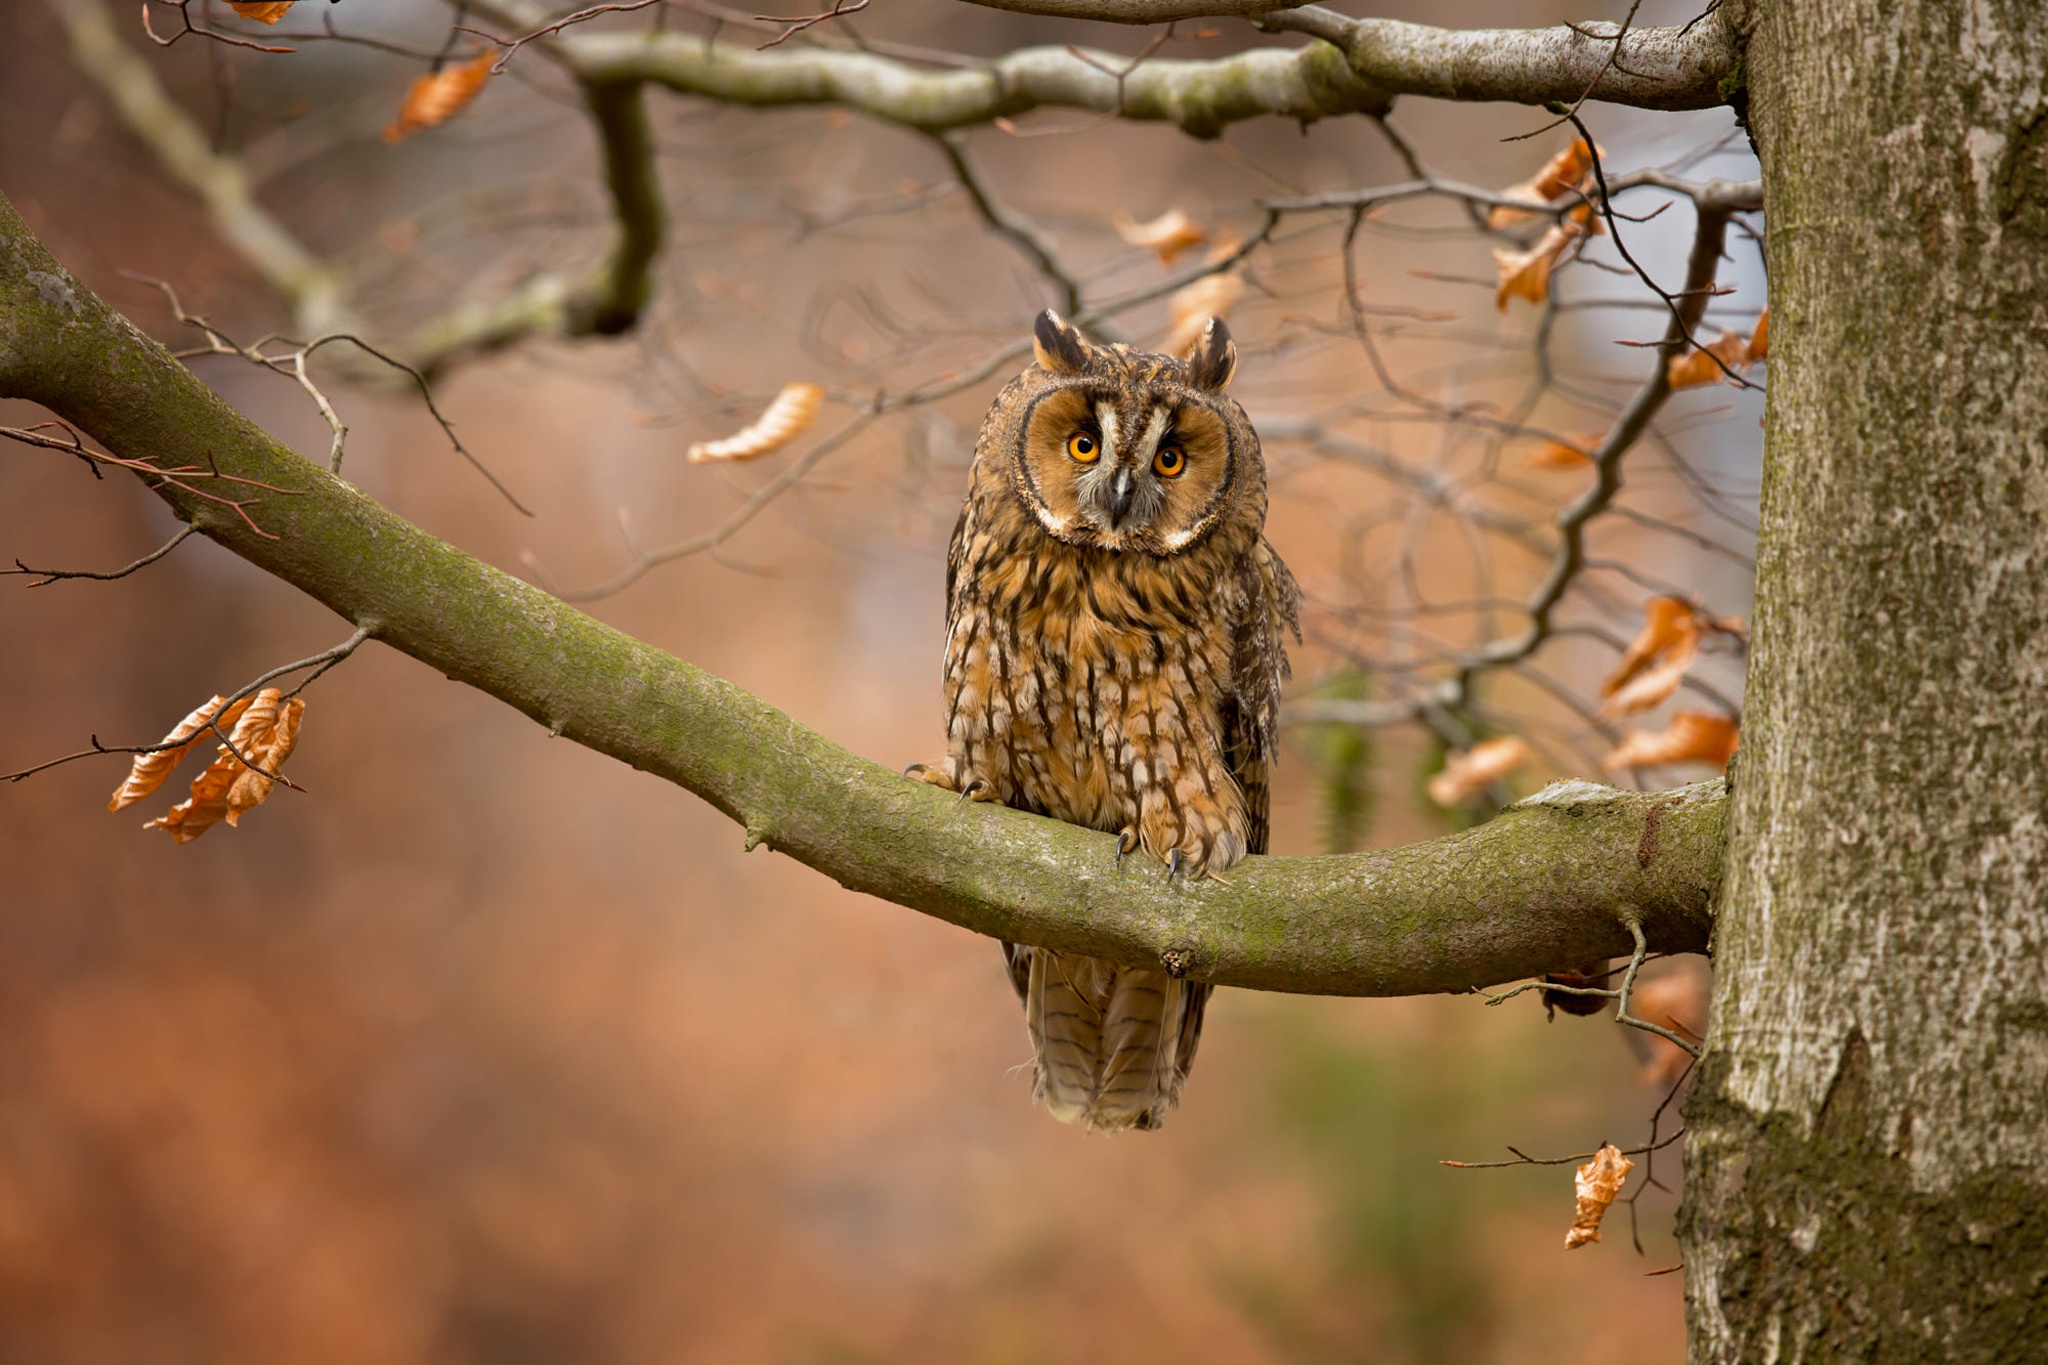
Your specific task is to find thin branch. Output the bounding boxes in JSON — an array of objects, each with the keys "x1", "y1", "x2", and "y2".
[
  {"x1": 6, "y1": 524, "x2": 198, "y2": 587},
  {"x1": 934, "y1": 132, "x2": 1083, "y2": 316}
]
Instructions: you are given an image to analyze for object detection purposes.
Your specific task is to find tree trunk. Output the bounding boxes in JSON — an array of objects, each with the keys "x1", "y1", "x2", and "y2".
[{"x1": 1682, "y1": 1, "x2": 2048, "y2": 1359}]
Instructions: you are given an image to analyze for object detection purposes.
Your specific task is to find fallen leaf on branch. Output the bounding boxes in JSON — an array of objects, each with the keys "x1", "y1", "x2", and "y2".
[
  {"x1": 1600, "y1": 596, "x2": 1700, "y2": 717},
  {"x1": 1426, "y1": 735, "x2": 1533, "y2": 807},
  {"x1": 1666, "y1": 329, "x2": 1752, "y2": 388},
  {"x1": 227, "y1": 1, "x2": 295, "y2": 19},
  {"x1": 1525, "y1": 434, "x2": 1598, "y2": 469},
  {"x1": 1745, "y1": 308, "x2": 1770, "y2": 362},
  {"x1": 143, "y1": 690, "x2": 307, "y2": 844},
  {"x1": 1602, "y1": 712, "x2": 1739, "y2": 773},
  {"x1": 383, "y1": 54, "x2": 496, "y2": 144},
  {"x1": 1113, "y1": 208, "x2": 1208, "y2": 265},
  {"x1": 1565, "y1": 1143, "x2": 1634, "y2": 1249},
  {"x1": 108, "y1": 694, "x2": 254, "y2": 812},
  {"x1": 1630, "y1": 969, "x2": 1708, "y2": 1086},
  {"x1": 1163, "y1": 271, "x2": 1244, "y2": 356},
  {"x1": 686, "y1": 382, "x2": 825, "y2": 463}
]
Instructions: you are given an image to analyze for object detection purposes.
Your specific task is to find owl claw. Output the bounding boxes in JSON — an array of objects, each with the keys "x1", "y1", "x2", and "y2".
[
  {"x1": 959, "y1": 778, "x2": 993, "y2": 803},
  {"x1": 1114, "y1": 826, "x2": 1140, "y2": 871},
  {"x1": 903, "y1": 762, "x2": 932, "y2": 779},
  {"x1": 1167, "y1": 849, "x2": 1184, "y2": 880}
]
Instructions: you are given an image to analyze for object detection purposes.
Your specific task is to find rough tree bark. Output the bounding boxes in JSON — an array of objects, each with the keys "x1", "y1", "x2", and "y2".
[{"x1": 1681, "y1": 1, "x2": 2048, "y2": 1359}]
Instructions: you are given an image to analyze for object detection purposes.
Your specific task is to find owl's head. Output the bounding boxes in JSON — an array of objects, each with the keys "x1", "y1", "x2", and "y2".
[{"x1": 990, "y1": 309, "x2": 1262, "y2": 556}]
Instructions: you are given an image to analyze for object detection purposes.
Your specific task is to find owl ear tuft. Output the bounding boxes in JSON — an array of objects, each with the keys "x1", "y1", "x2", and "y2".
[
  {"x1": 1184, "y1": 316, "x2": 1238, "y2": 391},
  {"x1": 1032, "y1": 309, "x2": 1091, "y2": 374}
]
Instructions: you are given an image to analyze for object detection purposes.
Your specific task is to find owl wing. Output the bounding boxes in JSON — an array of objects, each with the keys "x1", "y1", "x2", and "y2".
[{"x1": 1226, "y1": 536, "x2": 1302, "y2": 857}]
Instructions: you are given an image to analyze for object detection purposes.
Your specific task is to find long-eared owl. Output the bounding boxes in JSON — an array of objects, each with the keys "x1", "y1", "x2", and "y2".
[{"x1": 912, "y1": 310, "x2": 1299, "y2": 1132}]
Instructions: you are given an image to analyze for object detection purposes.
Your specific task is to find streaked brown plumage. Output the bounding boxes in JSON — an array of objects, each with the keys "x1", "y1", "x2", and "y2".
[{"x1": 912, "y1": 310, "x2": 1298, "y2": 1132}]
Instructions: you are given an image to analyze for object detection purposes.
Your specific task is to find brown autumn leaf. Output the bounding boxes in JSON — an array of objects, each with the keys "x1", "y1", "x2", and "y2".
[
  {"x1": 1113, "y1": 208, "x2": 1209, "y2": 265},
  {"x1": 1630, "y1": 969, "x2": 1708, "y2": 1086},
  {"x1": 1745, "y1": 308, "x2": 1770, "y2": 363},
  {"x1": 1565, "y1": 1142, "x2": 1635, "y2": 1249},
  {"x1": 226, "y1": 697, "x2": 306, "y2": 826},
  {"x1": 687, "y1": 382, "x2": 825, "y2": 463},
  {"x1": 1162, "y1": 270, "x2": 1244, "y2": 356},
  {"x1": 144, "y1": 689, "x2": 305, "y2": 844},
  {"x1": 1602, "y1": 711, "x2": 1740, "y2": 773},
  {"x1": 1426, "y1": 735, "x2": 1533, "y2": 807},
  {"x1": 1600, "y1": 596, "x2": 1700, "y2": 718},
  {"x1": 383, "y1": 53, "x2": 495, "y2": 144},
  {"x1": 1488, "y1": 137, "x2": 1596, "y2": 230},
  {"x1": 1667, "y1": 328, "x2": 1751, "y2": 389},
  {"x1": 1492, "y1": 208, "x2": 1596, "y2": 311},
  {"x1": 108, "y1": 693, "x2": 254, "y2": 813},
  {"x1": 1525, "y1": 434, "x2": 1597, "y2": 469},
  {"x1": 227, "y1": 1, "x2": 294, "y2": 20}
]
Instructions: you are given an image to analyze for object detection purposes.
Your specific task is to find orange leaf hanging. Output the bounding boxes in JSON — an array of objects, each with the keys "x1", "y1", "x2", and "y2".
[
  {"x1": 1600, "y1": 596, "x2": 1701, "y2": 719},
  {"x1": 108, "y1": 693, "x2": 254, "y2": 812},
  {"x1": 1113, "y1": 208, "x2": 1209, "y2": 265},
  {"x1": 1667, "y1": 329, "x2": 1753, "y2": 389},
  {"x1": 1564, "y1": 1142, "x2": 1634, "y2": 1249},
  {"x1": 1426, "y1": 735, "x2": 1534, "y2": 807},
  {"x1": 1745, "y1": 308, "x2": 1770, "y2": 362},
  {"x1": 383, "y1": 54, "x2": 496, "y2": 144},
  {"x1": 227, "y1": 1, "x2": 295, "y2": 20},
  {"x1": 686, "y1": 382, "x2": 826, "y2": 463},
  {"x1": 141, "y1": 689, "x2": 308, "y2": 843},
  {"x1": 1488, "y1": 137, "x2": 1597, "y2": 230},
  {"x1": 1602, "y1": 712, "x2": 1740, "y2": 773}
]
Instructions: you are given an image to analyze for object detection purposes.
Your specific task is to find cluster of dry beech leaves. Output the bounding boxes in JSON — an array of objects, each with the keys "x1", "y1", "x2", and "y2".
[
  {"x1": 109, "y1": 689, "x2": 307, "y2": 843},
  {"x1": 1427, "y1": 593, "x2": 1744, "y2": 806}
]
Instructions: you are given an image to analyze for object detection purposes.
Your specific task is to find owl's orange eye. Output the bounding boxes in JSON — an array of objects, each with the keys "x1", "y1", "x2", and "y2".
[
  {"x1": 1066, "y1": 431, "x2": 1100, "y2": 463},
  {"x1": 1153, "y1": 445, "x2": 1186, "y2": 478}
]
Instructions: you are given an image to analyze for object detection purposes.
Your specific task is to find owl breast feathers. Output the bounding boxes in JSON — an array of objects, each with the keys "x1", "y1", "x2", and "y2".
[{"x1": 912, "y1": 309, "x2": 1299, "y2": 1132}]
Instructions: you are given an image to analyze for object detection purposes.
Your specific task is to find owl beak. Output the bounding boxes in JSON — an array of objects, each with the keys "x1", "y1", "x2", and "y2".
[{"x1": 1105, "y1": 467, "x2": 1137, "y2": 527}]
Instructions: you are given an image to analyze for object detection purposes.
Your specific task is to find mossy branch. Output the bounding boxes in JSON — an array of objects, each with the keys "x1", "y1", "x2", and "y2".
[{"x1": 0, "y1": 195, "x2": 1721, "y2": 996}]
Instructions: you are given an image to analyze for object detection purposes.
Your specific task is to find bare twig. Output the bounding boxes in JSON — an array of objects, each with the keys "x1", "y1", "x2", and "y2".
[{"x1": 6, "y1": 524, "x2": 199, "y2": 587}]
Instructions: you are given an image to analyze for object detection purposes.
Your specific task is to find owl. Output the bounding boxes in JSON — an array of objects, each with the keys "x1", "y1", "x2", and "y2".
[{"x1": 910, "y1": 309, "x2": 1299, "y2": 1132}]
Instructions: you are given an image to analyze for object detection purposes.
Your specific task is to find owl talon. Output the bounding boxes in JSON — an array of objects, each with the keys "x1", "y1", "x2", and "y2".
[
  {"x1": 959, "y1": 778, "x2": 995, "y2": 803},
  {"x1": 1114, "y1": 826, "x2": 1139, "y2": 871},
  {"x1": 1167, "y1": 849, "x2": 1184, "y2": 880},
  {"x1": 903, "y1": 762, "x2": 932, "y2": 780}
]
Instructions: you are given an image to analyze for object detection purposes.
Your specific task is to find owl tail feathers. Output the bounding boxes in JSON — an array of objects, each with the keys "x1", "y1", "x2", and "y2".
[{"x1": 1016, "y1": 947, "x2": 1210, "y2": 1133}]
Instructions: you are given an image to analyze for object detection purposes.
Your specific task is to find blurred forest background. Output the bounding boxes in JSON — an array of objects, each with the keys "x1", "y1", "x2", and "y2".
[{"x1": 0, "y1": 0, "x2": 1759, "y2": 1360}]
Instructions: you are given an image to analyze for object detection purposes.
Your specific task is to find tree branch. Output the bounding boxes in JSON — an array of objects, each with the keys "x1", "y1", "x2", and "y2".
[
  {"x1": 1256, "y1": 6, "x2": 1734, "y2": 111},
  {"x1": 0, "y1": 194, "x2": 1723, "y2": 995}
]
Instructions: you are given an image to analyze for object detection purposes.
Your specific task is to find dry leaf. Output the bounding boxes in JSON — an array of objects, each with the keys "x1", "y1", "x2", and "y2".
[
  {"x1": 1525, "y1": 435, "x2": 1596, "y2": 469},
  {"x1": 1492, "y1": 215, "x2": 1590, "y2": 311},
  {"x1": 1489, "y1": 138, "x2": 1596, "y2": 229},
  {"x1": 1667, "y1": 329, "x2": 1751, "y2": 389},
  {"x1": 687, "y1": 382, "x2": 825, "y2": 463},
  {"x1": 1162, "y1": 271, "x2": 1244, "y2": 356},
  {"x1": 1745, "y1": 308, "x2": 1769, "y2": 363},
  {"x1": 108, "y1": 694, "x2": 254, "y2": 813},
  {"x1": 226, "y1": 697, "x2": 306, "y2": 826},
  {"x1": 1630, "y1": 969, "x2": 1708, "y2": 1086},
  {"x1": 1601, "y1": 649, "x2": 1698, "y2": 719},
  {"x1": 383, "y1": 54, "x2": 495, "y2": 144},
  {"x1": 1565, "y1": 1142, "x2": 1635, "y2": 1249},
  {"x1": 1600, "y1": 596, "x2": 1700, "y2": 718},
  {"x1": 1602, "y1": 712, "x2": 1740, "y2": 773},
  {"x1": 1113, "y1": 208, "x2": 1209, "y2": 265},
  {"x1": 227, "y1": 1, "x2": 294, "y2": 20},
  {"x1": 1426, "y1": 735, "x2": 1533, "y2": 807},
  {"x1": 144, "y1": 690, "x2": 305, "y2": 844}
]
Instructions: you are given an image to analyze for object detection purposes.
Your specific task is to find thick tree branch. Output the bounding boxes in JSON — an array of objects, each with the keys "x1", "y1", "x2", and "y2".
[
  {"x1": 0, "y1": 196, "x2": 1722, "y2": 994},
  {"x1": 556, "y1": 30, "x2": 1393, "y2": 135},
  {"x1": 1257, "y1": 6, "x2": 1734, "y2": 111}
]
